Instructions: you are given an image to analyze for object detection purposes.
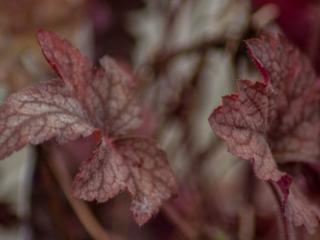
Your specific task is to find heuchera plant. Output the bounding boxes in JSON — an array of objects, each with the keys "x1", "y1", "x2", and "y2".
[
  {"x1": 0, "y1": 30, "x2": 176, "y2": 225},
  {"x1": 209, "y1": 33, "x2": 320, "y2": 234},
  {"x1": 2, "y1": 27, "x2": 320, "y2": 238}
]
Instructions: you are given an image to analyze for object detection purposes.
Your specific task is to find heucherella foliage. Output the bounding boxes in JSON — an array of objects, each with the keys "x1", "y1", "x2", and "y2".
[
  {"x1": 0, "y1": 30, "x2": 177, "y2": 225},
  {"x1": 209, "y1": 33, "x2": 320, "y2": 233}
]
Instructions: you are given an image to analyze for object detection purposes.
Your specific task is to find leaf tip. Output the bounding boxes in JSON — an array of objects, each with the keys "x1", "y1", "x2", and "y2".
[{"x1": 36, "y1": 28, "x2": 53, "y2": 47}]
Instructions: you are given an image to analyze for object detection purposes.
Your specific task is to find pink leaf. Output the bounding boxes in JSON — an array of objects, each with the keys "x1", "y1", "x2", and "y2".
[
  {"x1": 0, "y1": 30, "x2": 176, "y2": 225},
  {"x1": 209, "y1": 33, "x2": 320, "y2": 233},
  {"x1": 37, "y1": 29, "x2": 93, "y2": 95},
  {"x1": 92, "y1": 57, "x2": 141, "y2": 135},
  {"x1": 73, "y1": 138, "x2": 128, "y2": 202},
  {"x1": 74, "y1": 137, "x2": 176, "y2": 225},
  {"x1": 210, "y1": 80, "x2": 284, "y2": 181},
  {"x1": 286, "y1": 185, "x2": 320, "y2": 233},
  {"x1": 115, "y1": 137, "x2": 177, "y2": 225},
  {"x1": 0, "y1": 80, "x2": 94, "y2": 159},
  {"x1": 252, "y1": 0, "x2": 320, "y2": 73},
  {"x1": 37, "y1": 30, "x2": 141, "y2": 134},
  {"x1": 246, "y1": 34, "x2": 320, "y2": 165}
]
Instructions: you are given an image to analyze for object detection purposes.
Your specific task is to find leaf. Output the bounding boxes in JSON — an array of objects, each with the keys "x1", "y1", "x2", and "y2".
[
  {"x1": 37, "y1": 29, "x2": 93, "y2": 95},
  {"x1": 115, "y1": 137, "x2": 176, "y2": 225},
  {"x1": 0, "y1": 80, "x2": 94, "y2": 159},
  {"x1": 38, "y1": 30, "x2": 141, "y2": 135},
  {"x1": 209, "y1": 33, "x2": 320, "y2": 233},
  {"x1": 92, "y1": 57, "x2": 142, "y2": 136},
  {"x1": 210, "y1": 80, "x2": 284, "y2": 181},
  {"x1": 72, "y1": 138, "x2": 128, "y2": 201},
  {"x1": 74, "y1": 137, "x2": 176, "y2": 225},
  {"x1": 0, "y1": 30, "x2": 176, "y2": 225},
  {"x1": 252, "y1": 0, "x2": 320, "y2": 74},
  {"x1": 286, "y1": 185, "x2": 320, "y2": 233},
  {"x1": 246, "y1": 34, "x2": 320, "y2": 165}
]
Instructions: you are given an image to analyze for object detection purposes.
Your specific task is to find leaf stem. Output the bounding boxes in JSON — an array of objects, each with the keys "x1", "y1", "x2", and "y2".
[
  {"x1": 45, "y1": 146, "x2": 113, "y2": 240},
  {"x1": 268, "y1": 182, "x2": 292, "y2": 240}
]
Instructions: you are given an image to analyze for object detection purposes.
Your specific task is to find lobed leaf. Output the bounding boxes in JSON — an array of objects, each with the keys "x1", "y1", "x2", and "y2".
[
  {"x1": 92, "y1": 57, "x2": 141, "y2": 136},
  {"x1": 286, "y1": 185, "x2": 320, "y2": 233},
  {"x1": 246, "y1": 34, "x2": 320, "y2": 164},
  {"x1": 209, "y1": 33, "x2": 320, "y2": 233},
  {"x1": 37, "y1": 30, "x2": 141, "y2": 135},
  {"x1": 210, "y1": 80, "x2": 284, "y2": 181},
  {"x1": 0, "y1": 30, "x2": 176, "y2": 225},
  {"x1": 0, "y1": 80, "x2": 95, "y2": 159},
  {"x1": 73, "y1": 137, "x2": 176, "y2": 225},
  {"x1": 37, "y1": 29, "x2": 93, "y2": 96}
]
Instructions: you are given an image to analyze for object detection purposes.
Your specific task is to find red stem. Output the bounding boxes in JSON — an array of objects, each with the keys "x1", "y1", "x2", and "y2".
[{"x1": 268, "y1": 182, "x2": 292, "y2": 240}]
